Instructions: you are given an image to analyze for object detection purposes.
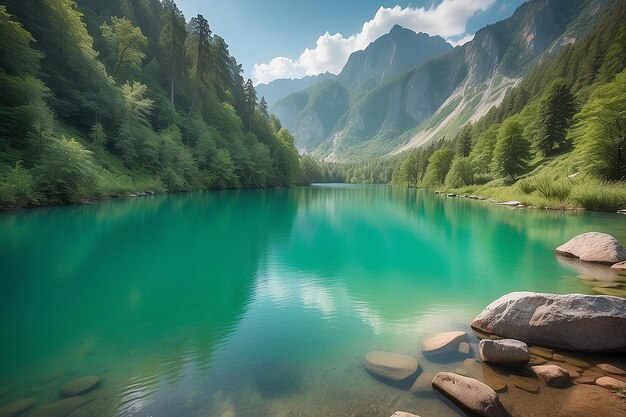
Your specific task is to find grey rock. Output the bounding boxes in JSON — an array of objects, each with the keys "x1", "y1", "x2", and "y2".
[
  {"x1": 556, "y1": 232, "x2": 626, "y2": 264},
  {"x1": 471, "y1": 292, "x2": 626, "y2": 352},
  {"x1": 532, "y1": 364, "x2": 570, "y2": 387},
  {"x1": 479, "y1": 339, "x2": 530, "y2": 364},
  {"x1": 362, "y1": 351, "x2": 418, "y2": 381},
  {"x1": 422, "y1": 331, "x2": 466, "y2": 355},
  {"x1": 431, "y1": 372, "x2": 506, "y2": 417}
]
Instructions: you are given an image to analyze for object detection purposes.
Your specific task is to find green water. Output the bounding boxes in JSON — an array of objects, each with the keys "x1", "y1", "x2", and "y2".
[{"x1": 1, "y1": 185, "x2": 625, "y2": 416}]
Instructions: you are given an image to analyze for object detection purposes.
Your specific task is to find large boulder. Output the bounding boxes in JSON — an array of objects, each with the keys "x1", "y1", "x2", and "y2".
[
  {"x1": 422, "y1": 331, "x2": 466, "y2": 355},
  {"x1": 362, "y1": 351, "x2": 418, "y2": 381},
  {"x1": 471, "y1": 292, "x2": 626, "y2": 352},
  {"x1": 556, "y1": 232, "x2": 626, "y2": 264},
  {"x1": 431, "y1": 372, "x2": 506, "y2": 417},
  {"x1": 479, "y1": 339, "x2": 530, "y2": 364}
]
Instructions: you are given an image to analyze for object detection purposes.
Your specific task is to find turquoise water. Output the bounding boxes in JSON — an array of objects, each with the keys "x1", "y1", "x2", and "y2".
[{"x1": 1, "y1": 185, "x2": 625, "y2": 416}]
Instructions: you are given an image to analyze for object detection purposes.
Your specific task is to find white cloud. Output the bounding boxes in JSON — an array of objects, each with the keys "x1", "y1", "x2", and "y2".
[
  {"x1": 447, "y1": 33, "x2": 475, "y2": 47},
  {"x1": 252, "y1": 0, "x2": 495, "y2": 84}
]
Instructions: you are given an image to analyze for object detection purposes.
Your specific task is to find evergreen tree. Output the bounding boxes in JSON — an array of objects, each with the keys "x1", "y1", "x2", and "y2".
[
  {"x1": 187, "y1": 14, "x2": 211, "y2": 118},
  {"x1": 536, "y1": 79, "x2": 577, "y2": 156},
  {"x1": 422, "y1": 147, "x2": 455, "y2": 187},
  {"x1": 158, "y1": 0, "x2": 187, "y2": 107},
  {"x1": 243, "y1": 78, "x2": 256, "y2": 130},
  {"x1": 470, "y1": 125, "x2": 498, "y2": 174},
  {"x1": 455, "y1": 125, "x2": 473, "y2": 157},
  {"x1": 259, "y1": 96, "x2": 269, "y2": 117},
  {"x1": 492, "y1": 118, "x2": 531, "y2": 181}
]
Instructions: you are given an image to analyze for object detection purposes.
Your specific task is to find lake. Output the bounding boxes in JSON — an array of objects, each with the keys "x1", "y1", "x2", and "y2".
[{"x1": 1, "y1": 184, "x2": 625, "y2": 417}]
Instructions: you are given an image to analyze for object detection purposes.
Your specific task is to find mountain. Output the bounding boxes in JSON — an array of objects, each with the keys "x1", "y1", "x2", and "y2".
[
  {"x1": 272, "y1": 26, "x2": 453, "y2": 153},
  {"x1": 275, "y1": 0, "x2": 609, "y2": 161},
  {"x1": 255, "y1": 72, "x2": 336, "y2": 106}
]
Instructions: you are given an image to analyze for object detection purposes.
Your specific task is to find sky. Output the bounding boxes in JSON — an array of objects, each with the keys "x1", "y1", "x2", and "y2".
[{"x1": 176, "y1": 0, "x2": 526, "y2": 84}]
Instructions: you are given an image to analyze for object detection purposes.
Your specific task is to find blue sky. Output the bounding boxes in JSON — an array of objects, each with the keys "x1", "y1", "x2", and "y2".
[{"x1": 176, "y1": 0, "x2": 526, "y2": 83}]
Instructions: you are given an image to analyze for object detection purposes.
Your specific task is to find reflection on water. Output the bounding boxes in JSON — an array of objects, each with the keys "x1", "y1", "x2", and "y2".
[{"x1": 0, "y1": 185, "x2": 625, "y2": 416}]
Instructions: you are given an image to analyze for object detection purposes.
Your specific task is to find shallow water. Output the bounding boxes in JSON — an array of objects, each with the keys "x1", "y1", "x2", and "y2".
[{"x1": 1, "y1": 185, "x2": 625, "y2": 416}]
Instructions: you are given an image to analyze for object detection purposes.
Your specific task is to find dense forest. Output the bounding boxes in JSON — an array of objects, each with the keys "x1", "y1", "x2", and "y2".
[
  {"x1": 318, "y1": 1, "x2": 626, "y2": 211},
  {"x1": 0, "y1": 0, "x2": 311, "y2": 209}
]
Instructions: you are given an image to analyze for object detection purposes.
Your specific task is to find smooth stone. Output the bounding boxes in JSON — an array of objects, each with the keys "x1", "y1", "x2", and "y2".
[
  {"x1": 581, "y1": 369, "x2": 604, "y2": 380},
  {"x1": 362, "y1": 351, "x2": 418, "y2": 381},
  {"x1": 62, "y1": 376, "x2": 100, "y2": 397},
  {"x1": 431, "y1": 372, "x2": 506, "y2": 417},
  {"x1": 529, "y1": 346, "x2": 554, "y2": 359},
  {"x1": 498, "y1": 200, "x2": 522, "y2": 207},
  {"x1": 573, "y1": 376, "x2": 596, "y2": 385},
  {"x1": 597, "y1": 363, "x2": 626, "y2": 375},
  {"x1": 471, "y1": 292, "x2": 626, "y2": 352},
  {"x1": 561, "y1": 384, "x2": 626, "y2": 416},
  {"x1": 529, "y1": 355, "x2": 547, "y2": 366},
  {"x1": 552, "y1": 353, "x2": 566, "y2": 362},
  {"x1": 29, "y1": 397, "x2": 91, "y2": 417},
  {"x1": 510, "y1": 375, "x2": 540, "y2": 393},
  {"x1": 593, "y1": 287, "x2": 626, "y2": 297},
  {"x1": 410, "y1": 371, "x2": 436, "y2": 395},
  {"x1": 612, "y1": 261, "x2": 626, "y2": 271},
  {"x1": 564, "y1": 356, "x2": 590, "y2": 369},
  {"x1": 556, "y1": 232, "x2": 626, "y2": 264},
  {"x1": 595, "y1": 376, "x2": 626, "y2": 390},
  {"x1": 549, "y1": 362, "x2": 582, "y2": 378},
  {"x1": 532, "y1": 365, "x2": 570, "y2": 387},
  {"x1": 0, "y1": 398, "x2": 37, "y2": 417},
  {"x1": 422, "y1": 331, "x2": 466, "y2": 355},
  {"x1": 390, "y1": 412, "x2": 420, "y2": 417},
  {"x1": 479, "y1": 339, "x2": 530, "y2": 364},
  {"x1": 458, "y1": 342, "x2": 471, "y2": 355}
]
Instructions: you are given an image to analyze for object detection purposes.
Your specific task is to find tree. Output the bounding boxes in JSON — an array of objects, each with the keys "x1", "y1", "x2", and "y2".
[
  {"x1": 422, "y1": 147, "x2": 455, "y2": 187},
  {"x1": 100, "y1": 16, "x2": 147, "y2": 78},
  {"x1": 259, "y1": 96, "x2": 269, "y2": 117},
  {"x1": 536, "y1": 79, "x2": 577, "y2": 156},
  {"x1": 116, "y1": 81, "x2": 157, "y2": 165},
  {"x1": 187, "y1": 14, "x2": 212, "y2": 117},
  {"x1": 470, "y1": 125, "x2": 498, "y2": 174},
  {"x1": 89, "y1": 122, "x2": 107, "y2": 146},
  {"x1": 211, "y1": 148, "x2": 239, "y2": 188},
  {"x1": 574, "y1": 69, "x2": 626, "y2": 180},
  {"x1": 492, "y1": 118, "x2": 531, "y2": 181},
  {"x1": 243, "y1": 78, "x2": 256, "y2": 130},
  {"x1": 210, "y1": 35, "x2": 232, "y2": 99},
  {"x1": 455, "y1": 125, "x2": 473, "y2": 157},
  {"x1": 159, "y1": 0, "x2": 187, "y2": 106},
  {"x1": 445, "y1": 157, "x2": 474, "y2": 188}
]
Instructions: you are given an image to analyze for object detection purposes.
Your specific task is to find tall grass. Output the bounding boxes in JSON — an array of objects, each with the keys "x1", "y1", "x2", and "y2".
[
  {"x1": 534, "y1": 175, "x2": 572, "y2": 202},
  {"x1": 572, "y1": 182, "x2": 626, "y2": 212}
]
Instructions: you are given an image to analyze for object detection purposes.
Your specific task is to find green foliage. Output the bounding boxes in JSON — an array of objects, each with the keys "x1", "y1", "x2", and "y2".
[
  {"x1": 517, "y1": 177, "x2": 536, "y2": 194},
  {"x1": 89, "y1": 122, "x2": 107, "y2": 146},
  {"x1": 454, "y1": 125, "x2": 473, "y2": 157},
  {"x1": 470, "y1": 125, "x2": 498, "y2": 174},
  {"x1": 533, "y1": 175, "x2": 572, "y2": 202},
  {"x1": 100, "y1": 16, "x2": 147, "y2": 79},
  {"x1": 572, "y1": 181, "x2": 626, "y2": 212},
  {"x1": 491, "y1": 119, "x2": 531, "y2": 181},
  {"x1": 573, "y1": 69, "x2": 626, "y2": 181},
  {"x1": 536, "y1": 79, "x2": 577, "y2": 156},
  {"x1": 422, "y1": 147, "x2": 455, "y2": 187},
  {"x1": 210, "y1": 148, "x2": 239, "y2": 188},
  {"x1": 445, "y1": 157, "x2": 474, "y2": 188},
  {"x1": 0, "y1": 161, "x2": 38, "y2": 208},
  {"x1": 159, "y1": 0, "x2": 187, "y2": 106}
]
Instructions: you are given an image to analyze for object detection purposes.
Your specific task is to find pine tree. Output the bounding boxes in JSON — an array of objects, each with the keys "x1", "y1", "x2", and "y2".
[
  {"x1": 187, "y1": 14, "x2": 211, "y2": 118},
  {"x1": 492, "y1": 118, "x2": 531, "y2": 181},
  {"x1": 159, "y1": 0, "x2": 187, "y2": 107},
  {"x1": 259, "y1": 96, "x2": 268, "y2": 117},
  {"x1": 243, "y1": 78, "x2": 256, "y2": 130},
  {"x1": 455, "y1": 125, "x2": 473, "y2": 157},
  {"x1": 536, "y1": 79, "x2": 577, "y2": 156}
]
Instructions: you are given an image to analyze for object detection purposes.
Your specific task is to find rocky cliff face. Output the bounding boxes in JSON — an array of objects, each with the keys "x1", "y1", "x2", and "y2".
[{"x1": 273, "y1": 0, "x2": 604, "y2": 160}]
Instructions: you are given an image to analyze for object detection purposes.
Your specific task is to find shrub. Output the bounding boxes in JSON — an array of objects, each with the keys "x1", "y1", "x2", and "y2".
[
  {"x1": 534, "y1": 175, "x2": 572, "y2": 202},
  {"x1": 517, "y1": 177, "x2": 536, "y2": 194},
  {"x1": 0, "y1": 161, "x2": 39, "y2": 208}
]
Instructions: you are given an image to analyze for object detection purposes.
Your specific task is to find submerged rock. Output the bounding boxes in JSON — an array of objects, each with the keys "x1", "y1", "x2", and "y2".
[
  {"x1": 479, "y1": 339, "x2": 530, "y2": 364},
  {"x1": 510, "y1": 375, "x2": 540, "y2": 393},
  {"x1": 528, "y1": 346, "x2": 553, "y2": 359},
  {"x1": 362, "y1": 351, "x2": 418, "y2": 381},
  {"x1": 390, "y1": 412, "x2": 420, "y2": 417},
  {"x1": 556, "y1": 232, "x2": 626, "y2": 264},
  {"x1": 532, "y1": 364, "x2": 570, "y2": 387},
  {"x1": 422, "y1": 331, "x2": 466, "y2": 355},
  {"x1": 595, "y1": 376, "x2": 626, "y2": 390},
  {"x1": 431, "y1": 372, "x2": 506, "y2": 417},
  {"x1": 458, "y1": 342, "x2": 471, "y2": 355},
  {"x1": 410, "y1": 371, "x2": 436, "y2": 395},
  {"x1": 29, "y1": 397, "x2": 90, "y2": 417},
  {"x1": 0, "y1": 398, "x2": 37, "y2": 417},
  {"x1": 593, "y1": 287, "x2": 626, "y2": 297},
  {"x1": 597, "y1": 363, "x2": 626, "y2": 375},
  {"x1": 471, "y1": 292, "x2": 626, "y2": 352},
  {"x1": 61, "y1": 376, "x2": 100, "y2": 397}
]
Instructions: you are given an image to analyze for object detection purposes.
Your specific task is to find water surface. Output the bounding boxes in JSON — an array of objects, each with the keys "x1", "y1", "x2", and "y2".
[{"x1": 1, "y1": 185, "x2": 625, "y2": 416}]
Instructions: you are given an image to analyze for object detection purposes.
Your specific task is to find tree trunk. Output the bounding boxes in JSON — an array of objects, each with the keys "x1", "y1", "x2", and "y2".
[{"x1": 170, "y1": 76, "x2": 175, "y2": 107}]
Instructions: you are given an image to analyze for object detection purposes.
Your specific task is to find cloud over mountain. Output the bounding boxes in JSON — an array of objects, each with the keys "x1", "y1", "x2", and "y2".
[{"x1": 252, "y1": 0, "x2": 495, "y2": 84}]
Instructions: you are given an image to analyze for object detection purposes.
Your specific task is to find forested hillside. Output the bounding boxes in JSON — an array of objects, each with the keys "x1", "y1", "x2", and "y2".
[
  {"x1": 330, "y1": 0, "x2": 626, "y2": 211},
  {"x1": 0, "y1": 0, "x2": 304, "y2": 209}
]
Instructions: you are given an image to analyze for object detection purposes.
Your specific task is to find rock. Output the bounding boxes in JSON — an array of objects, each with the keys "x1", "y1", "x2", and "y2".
[
  {"x1": 422, "y1": 331, "x2": 466, "y2": 355},
  {"x1": 564, "y1": 356, "x2": 590, "y2": 369},
  {"x1": 555, "y1": 232, "x2": 626, "y2": 264},
  {"x1": 0, "y1": 398, "x2": 37, "y2": 417},
  {"x1": 462, "y1": 359, "x2": 508, "y2": 392},
  {"x1": 529, "y1": 346, "x2": 553, "y2": 359},
  {"x1": 532, "y1": 365, "x2": 570, "y2": 387},
  {"x1": 510, "y1": 375, "x2": 540, "y2": 393},
  {"x1": 61, "y1": 376, "x2": 100, "y2": 397},
  {"x1": 573, "y1": 376, "x2": 596, "y2": 385},
  {"x1": 529, "y1": 355, "x2": 547, "y2": 366},
  {"x1": 410, "y1": 371, "x2": 436, "y2": 395},
  {"x1": 612, "y1": 261, "x2": 626, "y2": 271},
  {"x1": 552, "y1": 353, "x2": 566, "y2": 361},
  {"x1": 471, "y1": 292, "x2": 626, "y2": 352},
  {"x1": 498, "y1": 200, "x2": 522, "y2": 207},
  {"x1": 431, "y1": 372, "x2": 506, "y2": 417},
  {"x1": 390, "y1": 412, "x2": 420, "y2": 417},
  {"x1": 595, "y1": 376, "x2": 626, "y2": 390},
  {"x1": 446, "y1": 193, "x2": 457, "y2": 198},
  {"x1": 593, "y1": 287, "x2": 626, "y2": 297},
  {"x1": 29, "y1": 397, "x2": 91, "y2": 417},
  {"x1": 362, "y1": 351, "x2": 419, "y2": 381},
  {"x1": 479, "y1": 339, "x2": 530, "y2": 364},
  {"x1": 560, "y1": 384, "x2": 626, "y2": 416},
  {"x1": 552, "y1": 362, "x2": 582, "y2": 378},
  {"x1": 458, "y1": 342, "x2": 471, "y2": 355},
  {"x1": 597, "y1": 363, "x2": 626, "y2": 375}
]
